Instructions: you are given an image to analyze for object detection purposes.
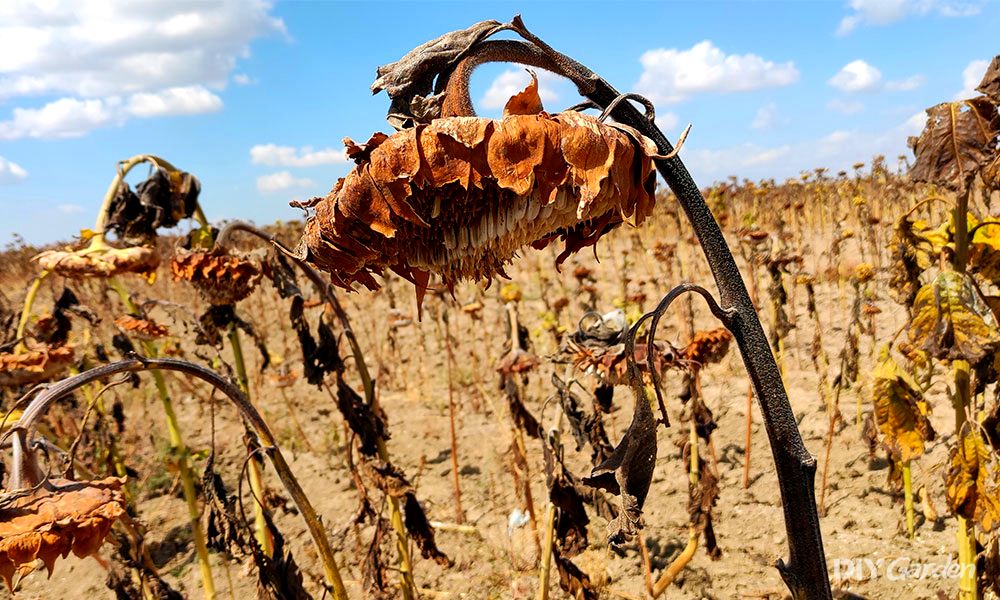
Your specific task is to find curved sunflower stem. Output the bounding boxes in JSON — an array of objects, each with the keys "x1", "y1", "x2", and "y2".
[
  {"x1": 226, "y1": 323, "x2": 275, "y2": 557},
  {"x1": 6, "y1": 357, "x2": 348, "y2": 600},
  {"x1": 902, "y1": 460, "x2": 915, "y2": 539},
  {"x1": 107, "y1": 277, "x2": 217, "y2": 600},
  {"x1": 13, "y1": 271, "x2": 49, "y2": 353}
]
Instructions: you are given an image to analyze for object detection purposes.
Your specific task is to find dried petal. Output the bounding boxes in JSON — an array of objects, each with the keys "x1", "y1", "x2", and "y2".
[
  {"x1": 0, "y1": 346, "x2": 75, "y2": 387},
  {"x1": 171, "y1": 249, "x2": 262, "y2": 306}
]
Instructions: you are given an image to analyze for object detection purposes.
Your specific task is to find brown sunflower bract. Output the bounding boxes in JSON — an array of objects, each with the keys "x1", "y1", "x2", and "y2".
[
  {"x1": 0, "y1": 477, "x2": 126, "y2": 588},
  {"x1": 34, "y1": 246, "x2": 160, "y2": 279},
  {"x1": 171, "y1": 249, "x2": 262, "y2": 306},
  {"x1": 0, "y1": 346, "x2": 75, "y2": 387},
  {"x1": 298, "y1": 76, "x2": 658, "y2": 298}
]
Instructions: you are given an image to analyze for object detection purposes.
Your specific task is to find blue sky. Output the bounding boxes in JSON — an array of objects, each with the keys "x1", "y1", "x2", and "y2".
[{"x1": 0, "y1": 0, "x2": 997, "y2": 244}]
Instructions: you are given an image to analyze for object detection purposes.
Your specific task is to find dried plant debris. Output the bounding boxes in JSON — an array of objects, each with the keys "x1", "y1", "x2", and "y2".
[
  {"x1": 542, "y1": 434, "x2": 590, "y2": 557},
  {"x1": 114, "y1": 315, "x2": 169, "y2": 340},
  {"x1": 337, "y1": 376, "x2": 388, "y2": 458},
  {"x1": 0, "y1": 477, "x2": 127, "y2": 588},
  {"x1": 908, "y1": 270, "x2": 1000, "y2": 364},
  {"x1": 35, "y1": 245, "x2": 160, "y2": 279},
  {"x1": 583, "y1": 385, "x2": 657, "y2": 546},
  {"x1": 552, "y1": 373, "x2": 613, "y2": 466},
  {"x1": 171, "y1": 248, "x2": 262, "y2": 306},
  {"x1": 298, "y1": 76, "x2": 658, "y2": 302},
  {"x1": 107, "y1": 167, "x2": 200, "y2": 243},
  {"x1": 33, "y1": 288, "x2": 97, "y2": 346},
  {"x1": 290, "y1": 296, "x2": 342, "y2": 385},
  {"x1": 0, "y1": 344, "x2": 75, "y2": 388},
  {"x1": 367, "y1": 461, "x2": 451, "y2": 566},
  {"x1": 871, "y1": 352, "x2": 935, "y2": 463}
]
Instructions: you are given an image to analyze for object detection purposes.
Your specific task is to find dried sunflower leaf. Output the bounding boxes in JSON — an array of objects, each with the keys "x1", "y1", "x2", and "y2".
[
  {"x1": 908, "y1": 270, "x2": 1000, "y2": 364},
  {"x1": 871, "y1": 350, "x2": 935, "y2": 462},
  {"x1": 909, "y1": 98, "x2": 1000, "y2": 192}
]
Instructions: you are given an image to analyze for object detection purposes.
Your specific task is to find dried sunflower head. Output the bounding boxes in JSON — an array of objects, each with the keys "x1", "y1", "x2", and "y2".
[
  {"x1": 34, "y1": 246, "x2": 160, "y2": 279},
  {"x1": 681, "y1": 328, "x2": 733, "y2": 367},
  {"x1": 0, "y1": 477, "x2": 126, "y2": 588},
  {"x1": 114, "y1": 315, "x2": 169, "y2": 339},
  {"x1": 107, "y1": 167, "x2": 201, "y2": 243},
  {"x1": 0, "y1": 345, "x2": 75, "y2": 388},
  {"x1": 171, "y1": 248, "x2": 262, "y2": 306},
  {"x1": 297, "y1": 76, "x2": 658, "y2": 300}
]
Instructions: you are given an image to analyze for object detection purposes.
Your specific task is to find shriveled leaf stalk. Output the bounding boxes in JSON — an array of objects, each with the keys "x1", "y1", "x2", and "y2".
[
  {"x1": 215, "y1": 221, "x2": 416, "y2": 597},
  {"x1": 6, "y1": 357, "x2": 348, "y2": 599},
  {"x1": 107, "y1": 276, "x2": 216, "y2": 599}
]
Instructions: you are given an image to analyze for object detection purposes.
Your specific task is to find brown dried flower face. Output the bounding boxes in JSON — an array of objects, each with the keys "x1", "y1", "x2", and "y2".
[
  {"x1": 298, "y1": 76, "x2": 658, "y2": 297},
  {"x1": 681, "y1": 328, "x2": 733, "y2": 367},
  {"x1": 34, "y1": 246, "x2": 160, "y2": 279},
  {"x1": 0, "y1": 477, "x2": 126, "y2": 588},
  {"x1": 0, "y1": 345, "x2": 75, "y2": 388},
  {"x1": 171, "y1": 249, "x2": 262, "y2": 306},
  {"x1": 114, "y1": 315, "x2": 169, "y2": 339}
]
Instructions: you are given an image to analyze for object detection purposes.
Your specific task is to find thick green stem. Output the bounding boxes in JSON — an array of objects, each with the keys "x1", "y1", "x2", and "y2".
[
  {"x1": 226, "y1": 324, "x2": 275, "y2": 557},
  {"x1": 108, "y1": 278, "x2": 216, "y2": 600}
]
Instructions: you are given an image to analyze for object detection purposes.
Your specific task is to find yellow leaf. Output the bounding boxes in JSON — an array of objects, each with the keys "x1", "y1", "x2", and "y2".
[
  {"x1": 871, "y1": 349, "x2": 935, "y2": 462},
  {"x1": 908, "y1": 270, "x2": 1000, "y2": 364},
  {"x1": 78, "y1": 228, "x2": 97, "y2": 240},
  {"x1": 946, "y1": 425, "x2": 1000, "y2": 531}
]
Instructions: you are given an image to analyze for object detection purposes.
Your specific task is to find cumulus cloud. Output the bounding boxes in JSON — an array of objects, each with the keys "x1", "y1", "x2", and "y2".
[
  {"x1": 955, "y1": 59, "x2": 989, "y2": 99},
  {"x1": 250, "y1": 144, "x2": 350, "y2": 167},
  {"x1": 0, "y1": 156, "x2": 27, "y2": 183},
  {"x1": 836, "y1": 0, "x2": 982, "y2": 35},
  {"x1": 634, "y1": 41, "x2": 798, "y2": 104},
  {"x1": 885, "y1": 74, "x2": 926, "y2": 91},
  {"x1": 0, "y1": 0, "x2": 283, "y2": 138},
  {"x1": 751, "y1": 103, "x2": 779, "y2": 130},
  {"x1": 257, "y1": 171, "x2": 315, "y2": 193},
  {"x1": 481, "y1": 69, "x2": 562, "y2": 109},
  {"x1": 125, "y1": 86, "x2": 222, "y2": 117},
  {"x1": 829, "y1": 60, "x2": 883, "y2": 93}
]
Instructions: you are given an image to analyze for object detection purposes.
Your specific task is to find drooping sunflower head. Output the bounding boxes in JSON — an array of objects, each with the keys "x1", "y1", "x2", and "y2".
[{"x1": 297, "y1": 76, "x2": 658, "y2": 303}]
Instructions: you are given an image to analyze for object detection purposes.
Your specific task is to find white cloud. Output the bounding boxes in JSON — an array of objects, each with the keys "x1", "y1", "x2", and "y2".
[
  {"x1": 634, "y1": 41, "x2": 798, "y2": 104},
  {"x1": 0, "y1": 97, "x2": 118, "y2": 140},
  {"x1": 250, "y1": 144, "x2": 350, "y2": 168},
  {"x1": 829, "y1": 60, "x2": 883, "y2": 93},
  {"x1": 0, "y1": 0, "x2": 283, "y2": 139},
  {"x1": 837, "y1": 0, "x2": 982, "y2": 35},
  {"x1": 885, "y1": 74, "x2": 926, "y2": 91},
  {"x1": 955, "y1": 59, "x2": 989, "y2": 99},
  {"x1": 656, "y1": 112, "x2": 679, "y2": 132},
  {"x1": 233, "y1": 73, "x2": 254, "y2": 86},
  {"x1": 827, "y1": 98, "x2": 866, "y2": 114},
  {"x1": 0, "y1": 0, "x2": 285, "y2": 100},
  {"x1": 751, "y1": 103, "x2": 779, "y2": 130},
  {"x1": 0, "y1": 156, "x2": 27, "y2": 183},
  {"x1": 125, "y1": 86, "x2": 222, "y2": 117},
  {"x1": 257, "y1": 171, "x2": 315, "y2": 193},
  {"x1": 481, "y1": 69, "x2": 561, "y2": 110}
]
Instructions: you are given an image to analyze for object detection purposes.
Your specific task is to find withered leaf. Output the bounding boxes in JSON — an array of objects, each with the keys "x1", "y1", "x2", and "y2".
[
  {"x1": 909, "y1": 97, "x2": 1000, "y2": 192},
  {"x1": 371, "y1": 20, "x2": 508, "y2": 128},
  {"x1": 976, "y1": 55, "x2": 1000, "y2": 101},
  {"x1": 554, "y1": 547, "x2": 598, "y2": 600},
  {"x1": 367, "y1": 461, "x2": 451, "y2": 566},
  {"x1": 583, "y1": 386, "x2": 656, "y2": 546},
  {"x1": 542, "y1": 435, "x2": 590, "y2": 557},
  {"x1": 290, "y1": 296, "x2": 342, "y2": 386},
  {"x1": 107, "y1": 168, "x2": 200, "y2": 243},
  {"x1": 908, "y1": 270, "x2": 1000, "y2": 364},
  {"x1": 337, "y1": 375, "x2": 388, "y2": 458},
  {"x1": 871, "y1": 351, "x2": 935, "y2": 463},
  {"x1": 552, "y1": 373, "x2": 613, "y2": 466},
  {"x1": 502, "y1": 376, "x2": 541, "y2": 439},
  {"x1": 945, "y1": 424, "x2": 1000, "y2": 532}
]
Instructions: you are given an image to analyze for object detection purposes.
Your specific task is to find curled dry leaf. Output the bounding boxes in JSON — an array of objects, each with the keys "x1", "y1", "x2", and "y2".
[
  {"x1": 907, "y1": 270, "x2": 1000, "y2": 364},
  {"x1": 0, "y1": 345, "x2": 75, "y2": 387},
  {"x1": 34, "y1": 246, "x2": 160, "y2": 279},
  {"x1": 298, "y1": 76, "x2": 658, "y2": 302},
  {"x1": 871, "y1": 351, "x2": 935, "y2": 463},
  {"x1": 107, "y1": 167, "x2": 201, "y2": 243},
  {"x1": 0, "y1": 477, "x2": 126, "y2": 588},
  {"x1": 114, "y1": 315, "x2": 169, "y2": 339},
  {"x1": 888, "y1": 214, "x2": 949, "y2": 304},
  {"x1": 171, "y1": 248, "x2": 262, "y2": 306},
  {"x1": 909, "y1": 97, "x2": 1000, "y2": 192},
  {"x1": 366, "y1": 461, "x2": 451, "y2": 566}
]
